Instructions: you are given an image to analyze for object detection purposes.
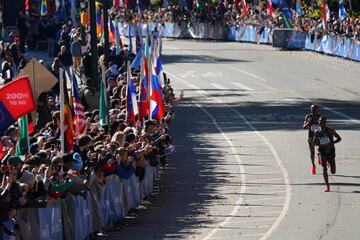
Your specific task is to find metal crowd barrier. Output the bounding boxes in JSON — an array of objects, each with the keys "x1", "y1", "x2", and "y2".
[
  {"x1": 116, "y1": 22, "x2": 359, "y2": 61},
  {"x1": 3, "y1": 164, "x2": 157, "y2": 240}
]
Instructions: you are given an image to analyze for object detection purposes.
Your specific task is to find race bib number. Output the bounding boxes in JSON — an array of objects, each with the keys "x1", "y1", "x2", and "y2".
[
  {"x1": 311, "y1": 124, "x2": 319, "y2": 131},
  {"x1": 319, "y1": 136, "x2": 330, "y2": 146}
]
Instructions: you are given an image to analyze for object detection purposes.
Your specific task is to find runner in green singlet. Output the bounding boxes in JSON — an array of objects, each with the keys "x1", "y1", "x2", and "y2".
[
  {"x1": 303, "y1": 104, "x2": 321, "y2": 174},
  {"x1": 313, "y1": 117, "x2": 341, "y2": 192}
]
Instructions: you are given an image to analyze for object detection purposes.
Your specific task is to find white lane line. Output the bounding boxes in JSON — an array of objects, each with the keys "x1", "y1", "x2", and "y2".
[
  {"x1": 210, "y1": 83, "x2": 227, "y2": 90},
  {"x1": 292, "y1": 92, "x2": 360, "y2": 124},
  {"x1": 167, "y1": 72, "x2": 291, "y2": 240},
  {"x1": 231, "y1": 82, "x2": 254, "y2": 91},
  {"x1": 255, "y1": 211, "x2": 283, "y2": 215},
  {"x1": 231, "y1": 218, "x2": 277, "y2": 224},
  {"x1": 225, "y1": 65, "x2": 268, "y2": 82},
  {"x1": 189, "y1": 89, "x2": 246, "y2": 240},
  {"x1": 253, "y1": 81, "x2": 277, "y2": 91},
  {"x1": 245, "y1": 197, "x2": 286, "y2": 202},
  {"x1": 250, "y1": 177, "x2": 284, "y2": 182}
]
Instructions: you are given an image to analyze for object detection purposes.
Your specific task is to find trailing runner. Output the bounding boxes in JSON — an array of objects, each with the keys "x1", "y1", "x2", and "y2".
[
  {"x1": 303, "y1": 104, "x2": 321, "y2": 174},
  {"x1": 313, "y1": 117, "x2": 341, "y2": 192}
]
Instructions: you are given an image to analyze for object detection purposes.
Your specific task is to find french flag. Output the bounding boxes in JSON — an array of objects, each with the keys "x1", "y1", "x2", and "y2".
[
  {"x1": 126, "y1": 63, "x2": 139, "y2": 122},
  {"x1": 150, "y1": 59, "x2": 165, "y2": 120}
]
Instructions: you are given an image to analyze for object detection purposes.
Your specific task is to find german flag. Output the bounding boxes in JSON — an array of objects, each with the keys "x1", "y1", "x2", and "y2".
[{"x1": 62, "y1": 71, "x2": 74, "y2": 153}]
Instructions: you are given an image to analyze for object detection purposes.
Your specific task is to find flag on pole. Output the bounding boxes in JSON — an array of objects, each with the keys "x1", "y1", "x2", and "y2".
[
  {"x1": 128, "y1": 25, "x2": 133, "y2": 54},
  {"x1": 71, "y1": 72, "x2": 86, "y2": 138},
  {"x1": 150, "y1": 52, "x2": 165, "y2": 120},
  {"x1": 322, "y1": 0, "x2": 329, "y2": 29},
  {"x1": 25, "y1": 0, "x2": 30, "y2": 13},
  {"x1": 56, "y1": 0, "x2": 66, "y2": 21},
  {"x1": 131, "y1": 43, "x2": 144, "y2": 68},
  {"x1": 114, "y1": 20, "x2": 122, "y2": 54},
  {"x1": 114, "y1": 0, "x2": 120, "y2": 7},
  {"x1": 126, "y1": 62, "x2": 139, "y2": 122},
  {"x1": 70, "y1": 0, "x2": 78, "y2": 26},
  {"x1": 138, "y1": 40, "x2": 150, "y2": 121},
  {"x1": 0, "y1": 142, "x2": 3, "y2": 160},
  {"x1": 0, "y1": 76, "x2": 36, "y2": 135},
  {"x1": 241, "y1": 0, "x2": 248, "y2": 16},
  {"x1": 16, "y1": 115, "x2": 29, "y2": 156},
  {"x1": 62, "y1": 70, "x2": 74, "y2": 153},
  {"x1": 96, "y1": 11, "x2": 103, "y2": 37},
  {"x1": 99, "y1": 66, "x2": 109, "y2": 127},
  {"x1": 339, "y1": 0, "x2": 347, "y2": 20},
  {"x1": 109, "y1": 19, "x2": 116, "y2": 43},
  {"x1": 296, "y1": 0, "x2": 302, "y2": 14},
  {"x1": 267, "y1": 0, "x2": 275, "y2": 17},
  {"x1": 41, "y1": 0, "x2": 48, "y2": 16},
  {"x1": 234, "y1": 0, "x2": 239, "y2": 9}
]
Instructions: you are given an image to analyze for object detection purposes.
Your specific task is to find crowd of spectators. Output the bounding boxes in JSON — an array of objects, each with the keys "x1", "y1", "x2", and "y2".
[
  {"x1": 107, "y1": 3, "x2": 360, "y2": 40},
  {"x1": 0, "y1": 13, "x2": 177, "y2": 237}
]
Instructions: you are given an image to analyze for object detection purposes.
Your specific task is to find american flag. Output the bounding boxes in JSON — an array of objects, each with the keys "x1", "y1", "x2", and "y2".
[{"x1": 71, "y1": 73, "x2": 86, "y2": 137}]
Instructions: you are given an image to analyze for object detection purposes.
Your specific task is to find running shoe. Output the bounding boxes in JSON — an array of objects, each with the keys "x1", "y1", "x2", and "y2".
[
  {"x1": 311, "y1": 166, "x2": 316, "y2": 174},
  {"x1": 325, "y1": 185, "x2": 330, "y2": 192}
]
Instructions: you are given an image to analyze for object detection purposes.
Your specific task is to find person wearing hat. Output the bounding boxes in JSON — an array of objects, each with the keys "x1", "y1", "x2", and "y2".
[{"x1": 7, "y1": 156, "x2": 23, "y2": 172}]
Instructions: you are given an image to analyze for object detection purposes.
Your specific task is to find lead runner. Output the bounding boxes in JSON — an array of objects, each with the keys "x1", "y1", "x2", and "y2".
[{"x1": 313, "y1": 117, "x2": 342, "y2": 192}]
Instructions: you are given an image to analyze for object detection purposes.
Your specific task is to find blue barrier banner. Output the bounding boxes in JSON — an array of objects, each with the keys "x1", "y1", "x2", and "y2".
[
  {"x1": 273, "y1": 29, "x2": 306, "y2": 49},
  {"x1": 99, "y1": 184, "x2": 110, "y2": 228},
  {"x1": 74, "y1": 193, "x2": 94, "y2": 240},
  {"x1": 2, "y1": 220, "x2": 16, "y2": 240},
  {"x1": 38, "y1": 204, "x2": 62, "y2": 240},
  {"x1": 108, "y1": 178, "x2": 125, "y2": 221},
  {"x1": 115, "y1": 22, "x2": 358, "y2": 61}
]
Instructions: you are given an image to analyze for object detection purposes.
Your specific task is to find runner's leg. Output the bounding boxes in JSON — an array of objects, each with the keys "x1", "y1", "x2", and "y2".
[
  {"x1": 321, "y1": 155, "x2": 330, "y2": 191},
  {"x1": 309, "y1": 141, "x2": 316, "y2": 174}
]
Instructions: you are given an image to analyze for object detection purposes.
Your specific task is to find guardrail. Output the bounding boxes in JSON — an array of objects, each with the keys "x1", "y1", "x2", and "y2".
[
  {"x1": 117, "y1": 22, "x2": 359, "y2": 61},
  {"x1": 3, "y1": 164, "x2": 157, "y2": 240}
]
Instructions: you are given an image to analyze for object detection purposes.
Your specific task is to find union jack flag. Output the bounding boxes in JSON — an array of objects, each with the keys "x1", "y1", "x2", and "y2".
[{"x1": 71, "y1": 73, "x2": 86, "y2": 137}]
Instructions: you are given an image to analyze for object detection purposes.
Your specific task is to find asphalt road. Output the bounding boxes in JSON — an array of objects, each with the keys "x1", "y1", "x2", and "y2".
[{"x1": 102, "y1": 40, "x2": 360, "y2": 240}]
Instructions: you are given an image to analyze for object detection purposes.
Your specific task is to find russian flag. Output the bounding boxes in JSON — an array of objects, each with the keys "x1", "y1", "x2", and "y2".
[
  {"x1": 150, "y1": 59, "x2": 165, "y2": 120},
  {"x1": 126, "y1": 63, "x2": 139, "y2": 122}
]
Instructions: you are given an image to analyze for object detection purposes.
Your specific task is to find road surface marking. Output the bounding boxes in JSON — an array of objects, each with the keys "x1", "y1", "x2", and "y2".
[
  {"x1": 250, "y1": 177, "x2": 284, "y2": 182},
  {"x1": 292, "y1": 92, "x2": 360, "y2": 125},
  {"x1": 231, "y1": 82, "x2": 255, "y2": 91},
  {"x1": 252, "y1": 81, "x2": 277, "y2": 91},
  {"x1": 210, "y1": 83, "x2": 227, "y2": 90},
  {"x1": 225, "y1": 65, "x2": 268, "y2": 82},
  {"x1": 167, "y1": 72, "x2": 291, "y2": 240},
  {"x1": 187, "y1": 89, "x2": 246, "y2": 240},
  {"x1": 245, "y1": 197, "x2": 286, "y2": 202}
]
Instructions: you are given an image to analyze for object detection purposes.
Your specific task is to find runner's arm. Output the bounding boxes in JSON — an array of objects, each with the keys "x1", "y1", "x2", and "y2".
[
  {"x1": 303, "y1": 115, "x2": 311, "y2": 129},
  {"x1": 331, "y1": 129, "x2": 342, "y2": 144}
]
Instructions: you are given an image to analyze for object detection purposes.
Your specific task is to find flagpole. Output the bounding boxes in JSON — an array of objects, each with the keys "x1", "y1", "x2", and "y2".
[
  {"x1": 125, "y1": 60, "x2": 130, "y2": 122},
  {"x1": 59, "y1": 68, "x2": 65, "y2": 155}
]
